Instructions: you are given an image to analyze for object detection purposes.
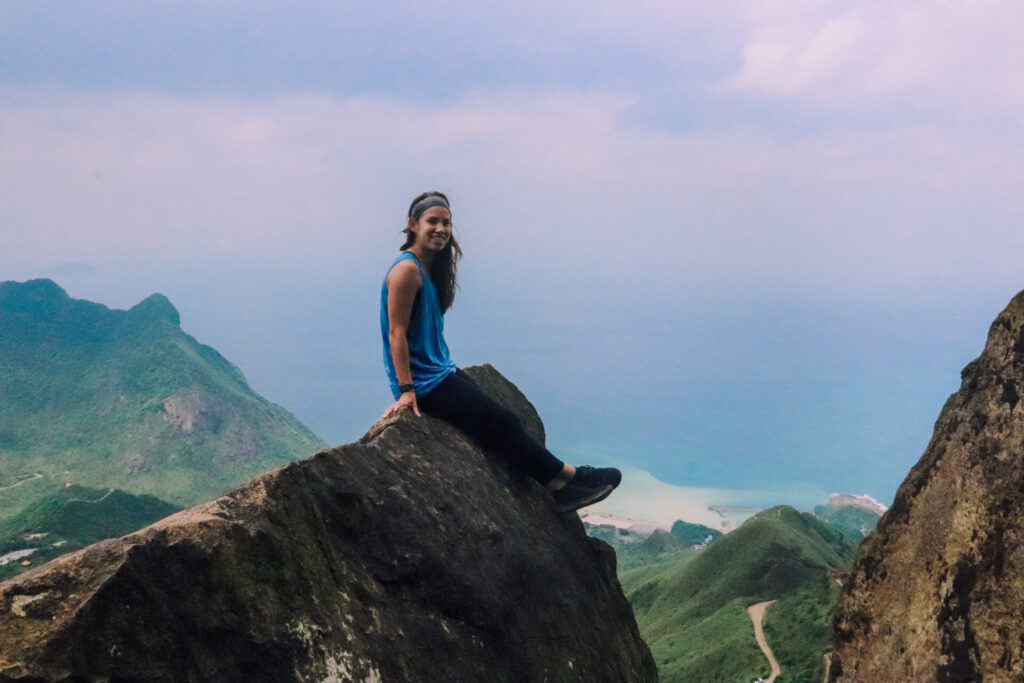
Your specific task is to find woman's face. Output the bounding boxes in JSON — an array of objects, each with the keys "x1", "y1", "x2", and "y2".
[{"x1": 409, "y1": 206, "x2": 452, "y2": 253}]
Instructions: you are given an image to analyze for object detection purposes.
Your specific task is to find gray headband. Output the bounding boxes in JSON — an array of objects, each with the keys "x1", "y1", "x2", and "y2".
[{"x1": 409, "y1": 195, "x2": 451, "y2": 219}]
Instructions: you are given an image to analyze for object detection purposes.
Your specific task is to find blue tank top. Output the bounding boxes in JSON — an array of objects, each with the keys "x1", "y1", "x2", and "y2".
[{"x1": 380, "y1": 252, "x2": 457, "y2": 399}]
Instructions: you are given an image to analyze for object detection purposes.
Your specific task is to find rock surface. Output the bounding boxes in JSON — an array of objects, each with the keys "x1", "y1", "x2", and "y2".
[
  {"x1": 0, "y1": 365, "x2": 656, "y2": 682},
  {"x1": 830, "y1": 290, "x2": 1024, "y2": 682}
]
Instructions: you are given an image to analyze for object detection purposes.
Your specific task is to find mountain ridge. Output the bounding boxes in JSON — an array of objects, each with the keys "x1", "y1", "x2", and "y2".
[
  {"x1": 0, "y1": 486, "x2": 180, "y2": 580},
  {"x1": 624, "y1": 504, "x2": 853, "y2": 682},
  {"x1": 0, "y1": 279, "x2": 324, "y2": 516}
]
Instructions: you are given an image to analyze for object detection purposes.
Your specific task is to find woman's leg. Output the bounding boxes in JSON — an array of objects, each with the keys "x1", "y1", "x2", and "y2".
[{"x1": 418, "y1": 370, "x2": 566, "y2": 485}]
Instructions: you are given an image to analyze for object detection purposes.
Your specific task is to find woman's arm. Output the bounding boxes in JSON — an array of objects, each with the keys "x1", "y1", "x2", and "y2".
[{"x1": 382, "y1": 259, "x2": 422, "y2": 418}]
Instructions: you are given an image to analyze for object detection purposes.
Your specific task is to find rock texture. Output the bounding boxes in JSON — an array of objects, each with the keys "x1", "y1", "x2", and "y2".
[
  {"x1": 0, "y1": 365, "x2": 656, "y2": 682},
  {"x1": 830, "y1": 291, "x2": 1024, "y2": 682}
]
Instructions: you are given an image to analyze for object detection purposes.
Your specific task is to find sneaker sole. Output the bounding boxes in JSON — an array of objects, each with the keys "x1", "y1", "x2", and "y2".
[{"x1": 555, "y1": 484, "x2": 614, "y2": 514}]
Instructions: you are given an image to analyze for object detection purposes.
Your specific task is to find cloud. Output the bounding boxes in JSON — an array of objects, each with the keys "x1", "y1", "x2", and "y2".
[
  {"x1": 1, "y1": 87, "x2": 1021, "y2": 297},
  {"x1": 0, "y1": 89, "x2": 630, "y2": 264},
  {"x1": 725, "y1": 0, "x2": 1024, "y2": 117}
]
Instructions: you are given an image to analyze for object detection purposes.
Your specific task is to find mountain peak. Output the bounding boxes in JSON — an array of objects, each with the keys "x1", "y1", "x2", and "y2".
[
  {"x1": 0, "y1": 281, "x2": 323, "y2": 512},
  {"x1": 831, "y1": 288, "x2": 1024, "y2": 682},
  {"x1": 825, "y1": 493, "x2": 887, "y2": 515},
  {"x1": 983, "y1": 288, "x2": 1024, "y2": 358},
  {"x1": 624, "y1": 502, "x2": 853, "y2": 681},
  {"x1": 0, "y1": 278, "x2": 70, "y2": 313},
  {"x1": 127, "y1": 292, "x2": 180, "y2": 327}
]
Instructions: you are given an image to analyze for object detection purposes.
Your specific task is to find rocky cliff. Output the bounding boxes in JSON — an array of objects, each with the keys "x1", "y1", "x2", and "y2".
[
  {"x1": 830, "y1": 290, "x2": 1024, "y2": 682},
  {"x1": 0, "y1": 365, "x2": 657, "y2": 682}
]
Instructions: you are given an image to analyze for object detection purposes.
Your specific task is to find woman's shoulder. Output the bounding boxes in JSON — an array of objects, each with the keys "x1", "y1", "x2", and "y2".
[{"x1": 386, "y1": 255, "x2": 422, "y2": 288}]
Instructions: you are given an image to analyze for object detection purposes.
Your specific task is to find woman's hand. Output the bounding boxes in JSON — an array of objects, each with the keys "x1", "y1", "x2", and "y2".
[{"x1": 382, "y1": 391, "x2": 421, "y2": 419}]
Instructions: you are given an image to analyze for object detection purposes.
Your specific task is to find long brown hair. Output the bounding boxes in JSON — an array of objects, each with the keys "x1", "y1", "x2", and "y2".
[{"x1": 401, "y1": 191, "x2": 462, "y2": 312}]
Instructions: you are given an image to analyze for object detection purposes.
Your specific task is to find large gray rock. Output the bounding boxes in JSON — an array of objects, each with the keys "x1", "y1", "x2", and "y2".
[
  {"x1": 0, "y1": 364, "x2": 656, "y2": 682},
  {"x1": 830, "y1": 291, "x2": 1024, "y2": 682}
]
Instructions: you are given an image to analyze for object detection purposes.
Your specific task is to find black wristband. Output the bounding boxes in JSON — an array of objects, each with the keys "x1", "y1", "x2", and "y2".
[{"x1": 398, "y1": 383, "x2": 416, "y2": 395}]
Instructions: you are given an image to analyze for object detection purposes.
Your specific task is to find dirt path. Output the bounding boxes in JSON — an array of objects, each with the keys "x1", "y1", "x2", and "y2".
[
  {"x1": 748, "y1": 600, "x2": 781, "y2": 683},
  {"x1": 0, "y1": 473, "x2": 43, "y2": 492}
]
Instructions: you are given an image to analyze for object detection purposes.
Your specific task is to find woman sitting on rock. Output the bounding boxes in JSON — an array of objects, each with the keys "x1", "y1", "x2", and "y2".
[{"x1": 380, "y1": 191, "x2": 621, "y2": 512}]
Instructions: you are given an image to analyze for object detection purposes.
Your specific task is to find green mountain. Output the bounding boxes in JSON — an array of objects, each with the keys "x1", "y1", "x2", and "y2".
[
  {"x1": 813, "y1": 496, "x2": 883, "y2": 545},
  {"x1": 0, "y1": 279, "x2": 325, "y2": 520},
  {"x1": 622, "y1": 505, "x2": 854, "y2": 683},
  {"x1": 585, "y1": 517, "x2": 723, "y2": 574},
  {"x1": 762, "y1": 574, "x2": 844, "y2": 683},
  {"x1": 670, "y1": 519, "x2": 723, "y2": 546},
  {"x1": 0, "y1": 485, "x2": 180, "y2": 580},
  {"x1": 621, "y1": 530, "x2": 700, "y2": 573}
]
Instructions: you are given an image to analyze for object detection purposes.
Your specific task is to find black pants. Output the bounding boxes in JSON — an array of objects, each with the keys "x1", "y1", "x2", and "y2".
[{"x1": 418, "y1": 369, "x2": 565, "y2": 484}]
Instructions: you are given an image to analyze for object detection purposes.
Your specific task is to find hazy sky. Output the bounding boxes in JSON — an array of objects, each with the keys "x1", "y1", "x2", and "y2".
[{"x1": 3, "y1": 1, "x2": 1022, "y2": 505}]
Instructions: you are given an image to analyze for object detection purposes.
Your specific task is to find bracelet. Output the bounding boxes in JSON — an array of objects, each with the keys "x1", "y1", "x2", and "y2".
[{"x1": 398, "y1": 383, "x2": 416, "y2": 395}]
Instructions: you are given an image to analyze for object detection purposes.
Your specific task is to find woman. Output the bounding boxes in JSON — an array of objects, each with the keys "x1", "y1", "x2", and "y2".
[{"x1": 380, "y1": 191, "x2": 621, "y2": 513}]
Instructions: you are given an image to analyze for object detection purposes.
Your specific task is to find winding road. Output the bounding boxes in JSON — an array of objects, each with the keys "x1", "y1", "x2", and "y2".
[
  {"x1": 747, "y1": 600, "x2": 781, "y2": 683},
  {"x1": 0, "y1": 472, "x2": 43, "y2": 491}
]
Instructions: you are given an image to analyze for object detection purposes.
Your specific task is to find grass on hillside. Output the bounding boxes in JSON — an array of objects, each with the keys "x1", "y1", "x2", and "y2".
[
  {"x1": 0, "y1": 280, "x2": 324, "y2": 521},
  {"x1": 0, "y1": 485, "x2": 179, "y2": 581},
  {"x1": 652, "y1": 598, "x2": 769, "y2": 683},
  {"x1": 621, "y1": 506, "x2": 854, "y2": 683},
  {"x1": 814, "y1": 504, "x2": 880, "y2": 545},
  {"x1": 619, "y1": 545, "x2": 701, "y2": 589},
  {"x1": 763, "y1": 574, "x2": 843, "y2": 683},
  {"x1": 670, "y1": 519, "x2": 722, "y2": 546}
]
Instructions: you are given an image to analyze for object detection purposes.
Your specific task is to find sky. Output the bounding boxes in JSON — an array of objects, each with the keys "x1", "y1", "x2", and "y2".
[{"x1": 2, "y1": 1, "x2": 1022, "y2": 506}]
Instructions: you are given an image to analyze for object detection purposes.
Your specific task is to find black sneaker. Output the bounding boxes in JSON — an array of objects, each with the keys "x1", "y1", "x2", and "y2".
[
  {"x1": 552, "y1": 483, "x2": 614, "y2": 513},
  {"x1": 573, "y1": 466, "x2": 622, "y2": 489}
]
